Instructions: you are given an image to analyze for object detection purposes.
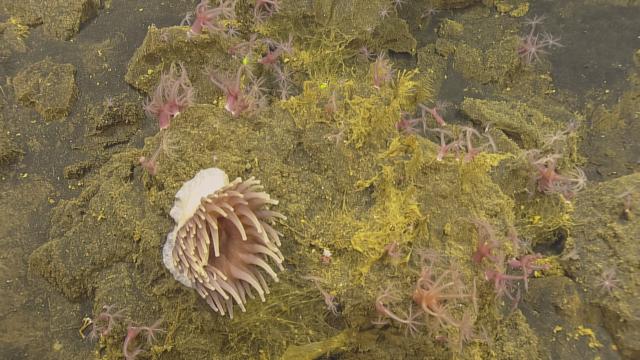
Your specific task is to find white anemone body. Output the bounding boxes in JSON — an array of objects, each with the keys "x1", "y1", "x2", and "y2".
[{"x1": 162, "y1": 167, "x2": 229, "y2": 287}]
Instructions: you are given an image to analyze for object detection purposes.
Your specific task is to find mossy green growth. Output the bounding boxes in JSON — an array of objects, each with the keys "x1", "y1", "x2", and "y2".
[
  {"x1": 124, "y1": 25, "x2": 236, "y2": 100},
  {"x1": 462, "y1": 98, "x2": 554, "y2": 150},
  {"x1": 515, "y1": 194, "x2": 574, "y2": 248},
  {"x1": 491, "y1": 0, "x2": 530, "y2": 17},
  {"x1": 433, "y1": 0, "x2": 481, "y2": 9},
  {"x1": 280, "y1": 78, "x2": 357, "y2": 129},
  {"x1": 373, "y1": 17, "x2": 418, "y2": 54},
  {"x1": 24, "y1": 2, "x2": 597, "y2": 359},
  {"x1": 564, "y1": 172, "x2": 640, "y2": 358},
  {"x1": 280, "y1": 329, "x2": 354, "y2": 360},
  {"x1": 434, "y1": 6, "x2": 521, "y2": 85},
  {"x1": 311, "y1": 0, "x2": 416, "y2": 54},
  {"x1": 580, "y1": 68, "x2": 640, "y2": 181},
  {"x1": 29, "y1": 150, "x2": 148, "y2": 300},
  {"x1": 460, "y1": 97, "x2": 582, "y2": 248},
  {"x1": 0, "y1": 17, "x2": 29, "y2": 60},
  {"x1": 415, "y1": 44, "x2": 447, "y2": 104},
  {"x1": 343, "y1": 70, "x2": 417, "y2": 149},
  {"x1": 438, "y1": 19, "x2": 465, "y2": 39},
  {"x1": 331, "y1": 130, "x2": 551, "y2": 358},
  {"x1": 12, "y1": 58, "x2": 78, "y2": 121},
  {"x1": 312, "y1": 0, "x2": 387, "y2": 35},
  {"x1": 288, "y1": 29, "x2": 356, "y2": 80},
  {"x1": 281, "y1": 63, "x2": 418, "y2": 150},
  {"x1": 351, "y1": 164, "x2": 424, "y2": 274}
]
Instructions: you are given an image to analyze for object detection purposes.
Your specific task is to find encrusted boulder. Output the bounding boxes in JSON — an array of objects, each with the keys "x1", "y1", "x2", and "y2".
[{"x1": 13, "y1": 58, "x2": 77, "y2": 121}]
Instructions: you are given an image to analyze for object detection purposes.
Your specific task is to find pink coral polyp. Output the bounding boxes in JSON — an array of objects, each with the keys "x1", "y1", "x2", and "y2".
[
  {"x1": 144, "y1": 63, "x2": 194, "y2": 130},
  {"x1": 188, "y1": 0, "x2": 235, "y2": 37}
]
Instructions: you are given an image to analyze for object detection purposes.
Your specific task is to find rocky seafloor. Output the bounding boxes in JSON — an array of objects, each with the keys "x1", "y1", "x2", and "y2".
[{"x1": 1, "y1": 0, "x2": 639, "y2": 359}]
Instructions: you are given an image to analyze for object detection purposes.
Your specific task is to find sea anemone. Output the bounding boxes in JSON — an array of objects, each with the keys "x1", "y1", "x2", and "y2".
[
  {"x1": 143, "y1": 63, "x2": 194, "y2": 130},
  {"x1": 163, "y1": 168, "x2": 285, "y2": 318}
]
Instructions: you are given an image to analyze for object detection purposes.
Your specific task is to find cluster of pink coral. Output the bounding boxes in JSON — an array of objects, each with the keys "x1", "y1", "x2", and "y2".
[
  {"x1": 517, "y1": 15, "x2": 563, "y2": 65},
  {"x1": 140, "y1": 4, "x2": 295, "y2": 175},
  {"x1": 184, "y1": 0, "x2": 281, "y2": 36},
  {"x1": 369, "y1": 222, "x2": 552, "y2": 348},
  {"x1": 139, "y1": 1, "x2": 296, "y2": 177},
  {"x1": 526, "y1": 149, "x2": 587, "y2": 199},
  {"x1": 372, "y1": 250, "x2": 480, "y2": 349},
  {"x1": 411, "y1": 262, "x2": 475, "y2": 331},
  {"x1": 394, "y1": 100, "x2": 497, "y2": 163},
  {"x1": 395, "y1": 101, "x2": 449, "y2": 134},
  {"x1": 373, "y1": 286, "x2": 422, "y2": 336},
  {"x1": 82, "y1": 305, "x2": 164, "y2": 360},
  {"x1": 83, "y1": 305, "x2": 124, "y2": 340},
  {"x1": 428, "y1": 126, "x2": 496, "y2": 162},
  {"x1": 470, "y1": 220, "x2": 549, "y2": 305},
  {"x1": 208, "y1": 33, "x2": 294, "y2": 117},
  {"x1": 208, "y1": 65, "x2": 266, "y2": 117}
]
